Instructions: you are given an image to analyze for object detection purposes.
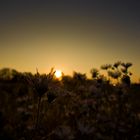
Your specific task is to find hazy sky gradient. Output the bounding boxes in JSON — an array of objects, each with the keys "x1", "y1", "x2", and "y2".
[{"x1": 0, "y1": 0, "x2": 140, "y2": 81}]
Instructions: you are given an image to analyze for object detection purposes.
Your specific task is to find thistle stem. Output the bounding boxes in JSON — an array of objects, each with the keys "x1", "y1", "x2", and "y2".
[{"x1": 35, "y1": 96, "x2": 42, "y2": 130}]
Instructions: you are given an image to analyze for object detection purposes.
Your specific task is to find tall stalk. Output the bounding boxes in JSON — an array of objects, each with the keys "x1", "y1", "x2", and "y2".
[{"x1": 35, "y1": 96, "x2": 42, "y2": 130}]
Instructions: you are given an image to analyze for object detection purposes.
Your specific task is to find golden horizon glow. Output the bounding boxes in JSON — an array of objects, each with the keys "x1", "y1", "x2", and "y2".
[{"x1": 0, "y1": 1, "x2": 140, "y2": 83}]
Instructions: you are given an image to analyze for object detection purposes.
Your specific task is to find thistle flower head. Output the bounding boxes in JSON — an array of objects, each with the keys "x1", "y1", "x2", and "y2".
[
  {"x1": 113, "y1": 61, "x2": 121, "y2": 68},
  {"x1": 101, "y1": 64, "x2": 112, "y2": 70},
  {"x1": 108, "y1": 70, "x2": 121, "y2": 79},
  {"x1": 90, "y1": 68, "x2": 99, "y2": 78},
  {"x1": 121, "y1": 62, "x2": 132, "y2": 69},
  {"x1": 26, "y1": 68, "x2": 55, "y2": 97}
]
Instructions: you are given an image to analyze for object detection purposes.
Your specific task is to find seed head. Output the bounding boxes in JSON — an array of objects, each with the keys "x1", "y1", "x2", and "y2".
[{"x1": 26, "y1": 68, "x2": 55, "y2": 97}]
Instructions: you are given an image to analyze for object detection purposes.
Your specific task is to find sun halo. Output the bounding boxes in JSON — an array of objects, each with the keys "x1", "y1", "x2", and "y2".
[{"x1": 55, "y1": 70, "x2": 62, "y2": 78}]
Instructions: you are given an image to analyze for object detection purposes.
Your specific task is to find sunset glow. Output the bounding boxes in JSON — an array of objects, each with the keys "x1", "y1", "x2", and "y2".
[
  {"x1": 0, "y1": 0, "x2": 140, "y2": 82},
  {"x1": 55, "y1": 70, "x2": 62, "y2": 78}
]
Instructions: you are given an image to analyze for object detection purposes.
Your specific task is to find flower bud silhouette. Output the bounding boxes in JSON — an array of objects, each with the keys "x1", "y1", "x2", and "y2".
[
  {"x1": 25, "y1": 68, "x2": 55, "y2": 130},
  {"x1": 26, "y1": 68, "x2": 55, "y2": 97}
]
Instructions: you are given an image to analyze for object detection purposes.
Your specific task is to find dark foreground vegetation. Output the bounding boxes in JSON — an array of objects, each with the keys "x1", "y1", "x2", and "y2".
[{"x1": 0, "y1": 62, "x2": 140, "y2": 140}]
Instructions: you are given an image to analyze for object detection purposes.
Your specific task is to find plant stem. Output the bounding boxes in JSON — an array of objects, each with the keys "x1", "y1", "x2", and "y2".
[{"x1": 35, "y1": 96, "x2": 42, "y2": 130}]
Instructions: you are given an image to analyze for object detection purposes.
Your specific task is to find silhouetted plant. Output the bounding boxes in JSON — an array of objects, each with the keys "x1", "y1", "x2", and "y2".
[
  {"x1": 26, "y1": 68, "x2": 55, "y2": 130},
  {"x1": 121, "y1": 62, "x2": 132, "y2": 75},
  {"x1": 120, "y1": 62, "x2": 132, "y2": 86},
  {"x1": 121, "y1": 75, "x2": 131, "y2": 87},
  {"x1": 100, "y1": 62, "x2": 132, "y2": 84},
  {"x1": 61, "y1": 75, "x2": 74, "y2": 91},
  {"x1": 0, "y1": 68, "x2": 19, "y2": 80},
  {"x1": 109, "y1": 61, "x2": 122, "y2": 82},
  {"x1": 101, "y1": 64, "x2": 112, "y2": 70},
  {"x1": 90, "y1": 68, "x2": 99, "y2": 79},
  {"x1": 73, "y1": 72, "x2": 87, "y2": 81},
  {"x1": 113, "y1": 61, "x2": 121, "y2": 69},
  {"x1": 107, "y1": 70, "x2": 121, "y2": 83},
  {"x1": 73, "y1": 72, "x2": 87, "y2": 87},
  {"x1": 0, "y1": 62, "x2": 139, "y2": 140}
]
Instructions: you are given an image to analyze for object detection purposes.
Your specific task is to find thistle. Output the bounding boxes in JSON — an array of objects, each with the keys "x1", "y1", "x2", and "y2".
[
  {"x1": 26, "y1": 68, "x2": 55, "y2": 97},
  {"x1": 26, "y1": 68, "x2": 55, "y2": 130}
]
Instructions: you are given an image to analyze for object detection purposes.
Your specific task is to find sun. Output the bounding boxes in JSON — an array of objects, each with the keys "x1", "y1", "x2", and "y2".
[{"x1": 55, "y1": 70, "x2": 62, "y2": 78}]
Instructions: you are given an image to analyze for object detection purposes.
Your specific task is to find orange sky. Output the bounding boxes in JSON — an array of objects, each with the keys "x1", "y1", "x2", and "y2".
[{"x1": 0, "y1": 0, "x2": 140, "y2": 82}]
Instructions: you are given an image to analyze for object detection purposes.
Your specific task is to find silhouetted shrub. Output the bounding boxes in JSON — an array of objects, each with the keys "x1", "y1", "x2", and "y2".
[{"x1": 0, "y1": 62, "x2": 139, "y2": 140}]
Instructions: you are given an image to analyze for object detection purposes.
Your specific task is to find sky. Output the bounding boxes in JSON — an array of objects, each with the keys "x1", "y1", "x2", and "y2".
[{"x1": 0, "y1": 0, "x2": 140, "y2": 82}]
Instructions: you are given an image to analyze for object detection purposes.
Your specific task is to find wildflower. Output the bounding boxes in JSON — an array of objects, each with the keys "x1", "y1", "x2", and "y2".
[
  {"x1": 26, "y1": 68, "x2": 55, "y2": 97},
  {"x1": 113, "y1": 61, "x2": 121, "y2": 68},
  {"x1": 121, "y1": 62, "x2": 132, "y2": 74},
  {"x1": 26, "y1": 68, "x2": 55, "y2": 130},
  {"x1": 101, "y1": 64, "x2": 112, "y2": 70},
  {"x1": 108, "y1": 70, "x2": 121, "y2": 79},
  {"x1": 121, "y1": 62, "x2": 132, "y2": 69}
]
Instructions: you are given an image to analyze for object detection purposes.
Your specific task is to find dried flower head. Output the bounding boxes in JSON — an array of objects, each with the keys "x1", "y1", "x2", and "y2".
[
  {"x1": 90, "y1": 68, "x2": 99, "y2": 79},
  {"x1": 121, "y1": 62, "x2": 132, "y2": 70},
  {"x1": 113, "y1": 61, "x2": 121, "y2": 68},
  {"x1": 108, "y1": 70, "x2": 121, "y2": 79},
  {"x1": 101, "y1": 64, "x2": 112, "y2": 70},
  {"x1": 26, "y1": 68, "x2": 55, "y2": 97}
]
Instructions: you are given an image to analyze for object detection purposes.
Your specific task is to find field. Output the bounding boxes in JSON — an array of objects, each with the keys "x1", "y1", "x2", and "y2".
[{"x1": 0, "y1": 65, "x2": 140, "y2": 140}]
